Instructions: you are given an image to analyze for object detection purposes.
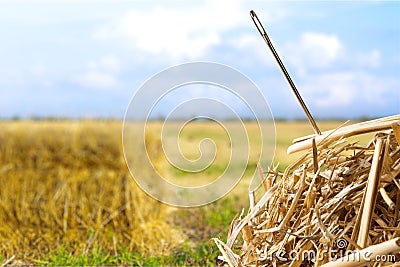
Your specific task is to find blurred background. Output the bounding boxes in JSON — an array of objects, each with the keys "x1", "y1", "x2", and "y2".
[
  {"x1": 0, "y1": 1, "x2": 399, "y2": 265},
  {"x1": 0, "y1": 0, "x2": 399, "y2": 120}
]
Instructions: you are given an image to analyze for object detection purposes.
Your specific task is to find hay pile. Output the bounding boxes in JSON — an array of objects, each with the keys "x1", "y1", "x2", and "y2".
[
  {"x1": 0, "y1": 121, "x2": 182, "y2": 261},
  {"x1": 214, "y1": 115, "x2": 400, "y2": 266}
]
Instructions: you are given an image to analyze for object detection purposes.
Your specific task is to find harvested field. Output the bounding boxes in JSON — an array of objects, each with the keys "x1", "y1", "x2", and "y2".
[
  {"x1": 0, "y1": 121, "x2": 183, "y2": 263},
  {"x1": 0, "y1": 119, "x2": 381, "y2": 265}
]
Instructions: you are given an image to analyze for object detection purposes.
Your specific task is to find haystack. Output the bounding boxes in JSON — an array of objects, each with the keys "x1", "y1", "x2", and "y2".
[{"x1": 214, "y1": 114, "x2": 400, "y2": 266}]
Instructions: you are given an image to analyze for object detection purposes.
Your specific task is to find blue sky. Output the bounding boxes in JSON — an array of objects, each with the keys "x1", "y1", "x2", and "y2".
[{"x1": 0, "y1": 0, "x2": 399, "y2": 119}]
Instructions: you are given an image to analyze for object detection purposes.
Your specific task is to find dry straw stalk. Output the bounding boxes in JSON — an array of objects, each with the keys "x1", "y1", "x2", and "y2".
[{"x1": 215, "y1": 115, "x2": 400, "y2": 266}]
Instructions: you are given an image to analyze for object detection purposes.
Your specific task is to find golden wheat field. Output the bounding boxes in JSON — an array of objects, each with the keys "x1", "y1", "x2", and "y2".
[
  {"x1": 0, "y1": 120, "x2": 374, "y2": 264},
  {"x1": 0, "y1": 121, "x2": 185, "y2": 262}
]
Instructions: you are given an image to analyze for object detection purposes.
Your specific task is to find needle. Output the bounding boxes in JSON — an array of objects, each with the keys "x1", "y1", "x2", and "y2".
[{"x1": 250, "y1": 10, "x2": 321, "y2": 135}]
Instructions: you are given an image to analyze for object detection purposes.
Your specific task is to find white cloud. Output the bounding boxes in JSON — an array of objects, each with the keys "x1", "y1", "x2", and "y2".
[
  {"x1": 284, "y1": 32, "x2": 343, "y2": 70},
  {"x1": 76, "y1": 70, "x2": 118, "y2": 89},
  {"x1": 74, "y1": 55, "x2": 120, "y2": 90},
  {"x1": 233, "y1": 34, "x2": 259, "y2": 49},
  {"x1": 93, "y1": 1, "x2": 288, "y2": 61},
  {"x1": 303, "y1": 72, "x2": 355, "y2": 108},
  {"x1": 31, "y1": 63, "x2": 47, "y2": 77},
  {"x1": 300, "y1": 71, "x2": 395, "y2": 109},
  {"x1": 30, "y1": 63, "x2": 54, "y2": 88},
  {"x1": 355, "y1": 49, "x2": 381, "y2": 68},
  {"x1": 100, "y1": 55, "x2": 120, "y2": 73},
  {"x1": 94, "y1": 3, "x2": 234, "y2": 60},
  {"x1": 228, "y1": 34, "x2": 276, "y2": 67},
  {"x1": 88, "y1": 55, "x2": 120, "y2": 73}
]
